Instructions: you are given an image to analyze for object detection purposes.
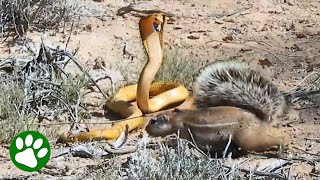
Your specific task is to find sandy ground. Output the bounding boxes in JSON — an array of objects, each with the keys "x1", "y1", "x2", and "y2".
[{"x1": 0, "y1": 0, "x2": 320, "y2": 179}]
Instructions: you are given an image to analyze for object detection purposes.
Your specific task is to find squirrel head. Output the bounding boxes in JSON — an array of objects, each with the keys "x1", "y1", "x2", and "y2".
[{"x1": 145, "y1": 113, "x2": 176, "y2": 137}]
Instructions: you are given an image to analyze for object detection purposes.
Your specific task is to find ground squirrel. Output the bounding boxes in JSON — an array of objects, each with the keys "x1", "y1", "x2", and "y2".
[{"x1": 145, "y1": 60, "x2": 296, "y2": 157}]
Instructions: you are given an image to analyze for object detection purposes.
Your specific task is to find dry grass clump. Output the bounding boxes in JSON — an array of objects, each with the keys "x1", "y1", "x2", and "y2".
[
  {"x1": 123, "y1": 143, "x2": 241, "y2": 179},
  {"x1": 292, "y1": 71, "x2": 320, "y2": 105},
  {"x1": 116, "y1": 46, "x2": 199, "y2": 91},
  {"x1": 0, "y1": 75, "x2": 37, "y2": 143},
  {"x1": 81, "y1": 135, "x2": 291, "y2": 180},
  {"x1": 310, "y1": 73, "x2": 320, "y2": 104},
  {"x1": 0, "y1": 42, "x2": 93, "y2": 142},
  {"x1": 114, "y1": 60, "x2": 144, "y2": 86},
  {"x1": 83, "y1": 158, "x2": 123, "y2": 180},
  {"x1": 155, "y1": 47, "x2": 200, "y2": 90},
  {"x1": 310, "y1": 65, "x2": 320, "y2": 105},
  {"x1": 81, "y1": 135, "x2": 244, "y2": 180},
  {"x1": 0, "y1": 0, "x2": 79, "y2": 37},
  {"x1": 0, "y1": 70, "x2": 90, "y2": 143}
]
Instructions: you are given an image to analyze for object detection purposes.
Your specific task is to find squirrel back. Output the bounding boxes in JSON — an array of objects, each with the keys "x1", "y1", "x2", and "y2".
[{"x1": 193, "y1": 60, "x2": 290, "y2": 122}]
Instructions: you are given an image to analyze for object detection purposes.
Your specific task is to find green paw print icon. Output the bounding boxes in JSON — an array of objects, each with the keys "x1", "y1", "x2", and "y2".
[{"x1": 10, "y1": 131, "x2": 51, "y2": 172}]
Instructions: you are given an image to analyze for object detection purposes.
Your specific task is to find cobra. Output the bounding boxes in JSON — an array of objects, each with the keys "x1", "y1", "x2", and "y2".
[{"x1": 62, "y1": 13, "x2": 194, "y2": 142}]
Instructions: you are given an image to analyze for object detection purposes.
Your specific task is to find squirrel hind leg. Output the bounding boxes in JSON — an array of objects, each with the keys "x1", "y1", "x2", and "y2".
[{"x1": 232, "y1": 125, "x2": 290, "y2": 156}]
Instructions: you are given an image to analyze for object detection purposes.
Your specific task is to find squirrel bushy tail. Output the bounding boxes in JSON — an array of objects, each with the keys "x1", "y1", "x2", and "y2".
[{"x1": 193, "y1": 60, "x2": 290, "y2": 121}]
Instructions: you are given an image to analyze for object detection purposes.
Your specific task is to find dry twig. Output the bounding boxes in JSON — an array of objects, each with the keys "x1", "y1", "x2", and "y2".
[{"x1": 116, "y1": 4, "x2": 175, "y2": 17}]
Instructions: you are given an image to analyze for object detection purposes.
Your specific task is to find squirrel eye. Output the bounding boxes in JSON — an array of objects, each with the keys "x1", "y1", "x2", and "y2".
[
  {"x1": 149, "y1": 115, "x2": 168, "y2": 126},
  {"x1": 150, "y1": 118, "x2": 157, "y2": 125}
]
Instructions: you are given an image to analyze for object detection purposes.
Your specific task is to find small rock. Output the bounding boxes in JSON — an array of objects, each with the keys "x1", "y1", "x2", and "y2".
[
  {"x1": 215, "y1": 20, "x2": 224, "y2": 24},
  {"x1": 213, "y1": 44, "x2": 221, "y2": 49},
  {"x1": 284, "y1": 0, "x2": 295, "y2": 6},
  {"x1": 315, "y1": 163, "x2": 320, "y2": 173},
  {"x1": 291, "y1": 44, "x2": 301, "y2": 52},
  {"x1": 187, "y1": 35, "x2": 200, "y2": 40},
  {"x1": 296, "y1": 32, "x2": 307, "y2": 38},
  {"x1": 306, "y1": 64, "x2": 313, "y2": 72},
  {"x1": 286, "y1": 22, "x2": 295, "y2": 31},
  {"x1": 224, "y1": 19, "x2": 235, "y2": 23},
  {"x1": 93, "y1": 57, "x2": 106, "y2": 70},
  {"x1": 239, "y1": 48, "x2": 252, "y2": 52},
  {"x1": 222, "y1": 35, "x2": 233, "y2": 42},
  {"x1": 258, "y1": 58, "x2": 273, "y2": 68},
  {"x1": 173, "y1": 26, "x2": 182, "y2": 30}
]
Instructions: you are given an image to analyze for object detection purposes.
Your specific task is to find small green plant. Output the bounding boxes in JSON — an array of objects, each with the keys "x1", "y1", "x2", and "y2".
[
  {"x1": 155, "y1": 47, "x2": 199, "y2": 90},
  {"x1": 116, "y1": 46, "x2": 199, "y2": 92},
  {"x1": 0, "y1": 78, "x2": 37, "y2": 143},
  {"x1": 60, "y1": 73, "x2": 90, "y2": 104},
  {"x1": 114, "y1": 60, "x2": 143, "y2": 86}
]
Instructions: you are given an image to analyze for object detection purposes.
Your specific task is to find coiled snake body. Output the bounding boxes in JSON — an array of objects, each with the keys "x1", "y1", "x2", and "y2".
[{"x1": 63, "y1": 13, "x2": 192, "y2": 142}]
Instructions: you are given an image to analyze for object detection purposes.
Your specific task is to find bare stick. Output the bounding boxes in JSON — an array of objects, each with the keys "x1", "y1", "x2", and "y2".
[
  {"x1": 293, "y1": 146, "x2": 320, "y2": 157},
  {"x1": 104, "y1": 144, "x2": 137, "y2": 154},
  {"x1": 92, "y1": 74, "x2": 115, "y2": 94},
  {"x1": 64, "y1": 20, "x2": 75, "y2": 51},
  {"x1": 116, "y1": 4, "x2": 175, "y2": 17},
  {"x1": 305, "y1": 137, "x2": 320, "y2": 141},
  {"x1": 187, "y1": 128, "x2": 209, "y2": 158},
  {"x1": 70, "y1": 91, "x2": 82, "y2": 130},
  {"x1": 58, "y1": 51, "x2": 108, "y2": 98},
  {"x1": 208, "y1": 5, "x2": 252, "y2": 18},
  {"x1": 224, "y1": 165, "x2": 287, "y2": 180},
  {"x1": 222, "y1": 134, "x2": 232, "y2": 158},
  {"x1": 288, "y1": 71, "x2": 319, "y2": 92}
]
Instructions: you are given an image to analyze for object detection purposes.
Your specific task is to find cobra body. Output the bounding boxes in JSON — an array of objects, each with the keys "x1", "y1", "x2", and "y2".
[{"x1": 62, "y1": 13, "x2": 191, "y2": 142}]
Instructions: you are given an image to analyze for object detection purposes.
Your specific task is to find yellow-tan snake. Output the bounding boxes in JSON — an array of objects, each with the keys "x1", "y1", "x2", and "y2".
[{"x1": 60, "y1": 13, "x2": 194, "y2": 142}]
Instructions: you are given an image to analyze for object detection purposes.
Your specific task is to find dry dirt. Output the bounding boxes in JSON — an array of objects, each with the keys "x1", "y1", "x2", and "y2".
[{"x1": 0, "y1": 0, "x2": 320, "y2": 179}]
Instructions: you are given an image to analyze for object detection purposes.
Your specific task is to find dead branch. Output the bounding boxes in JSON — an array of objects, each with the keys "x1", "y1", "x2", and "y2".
[
  {"x1": 186, "y1": 128, "x2": 210, "y2": 158},
  {"x1": 288, "y1": 71, "x2": 320, "y2": 92},
  {"x1": 208, "y1": 5, "x2": 253, "y2": 18},
  {"x1": 91, "y1": 74, "x2": 115, "y2": 94},
  {"x1": 56, "y1": 51, "x2": 109, "y2": 98},
  {"x1": 224, "y1": 165, "x2": 287, "y2": 180},
  {"x1": 104, "y1": 143, "x2": 137, "y2": 154},
  {"x1": 305, "y1": 137, "x2": 320, "y2": 142},
  {"x1": 222, "y1": 134, "x2": 233, "y2": 158},
  {"x1": 293, "y1": 146, "x2": 320, "y2": 157},
  {"x1": 116, "y1": 4, "x2": 175, "y2": 17}
]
